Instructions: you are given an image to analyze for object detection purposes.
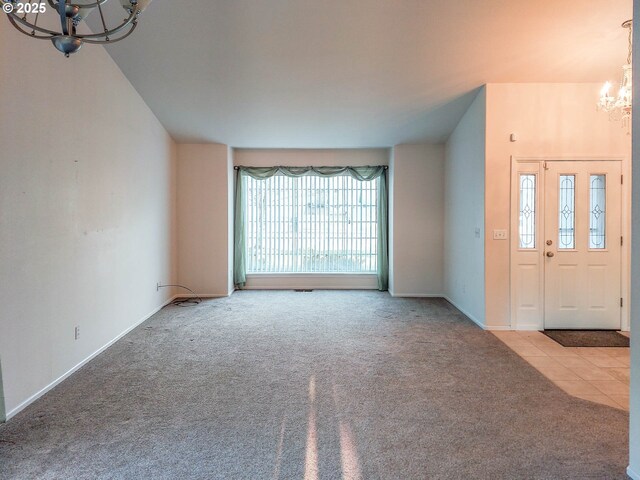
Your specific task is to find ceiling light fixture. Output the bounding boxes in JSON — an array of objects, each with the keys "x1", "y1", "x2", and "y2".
[
  {"x1": 1, "y1": 0, "x2": 152, "y2": 57},
  {"x1": 598, "y1": 19, "x2": 633, "y2": 132}
]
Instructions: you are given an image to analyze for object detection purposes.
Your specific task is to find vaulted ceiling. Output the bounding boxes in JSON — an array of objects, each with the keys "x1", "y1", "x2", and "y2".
[{"x1": 94, "y1": 0, "x2": 632, "y2": 147}]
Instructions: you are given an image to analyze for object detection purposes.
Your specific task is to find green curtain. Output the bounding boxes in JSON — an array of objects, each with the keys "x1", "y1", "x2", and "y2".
[
  {"x1": 233, "y1": 166, "x2": 389, "y2": 290},
  {"x1": 376, "y1": 172, "x2": 389, "y2": 291},
  {"x1": 233, "y1": 170, "x2": 247, "y2": 288}
]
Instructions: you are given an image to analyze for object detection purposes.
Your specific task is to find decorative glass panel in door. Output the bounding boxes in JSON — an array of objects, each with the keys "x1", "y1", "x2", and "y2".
[
  {"x1": 589, "y1": 175, "x2": 606, "y2": 249},
  {"x1": 519, "y1": 174, "x2": 536, "y2": 249},
  {"x1": 558, "y1": 175, "x2": 575, "y2": 249}
]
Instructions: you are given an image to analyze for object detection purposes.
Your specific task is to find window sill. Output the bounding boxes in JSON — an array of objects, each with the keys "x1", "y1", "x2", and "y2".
[{"x1": 244, "y1": 273, "x2": 377, "y2": 290}]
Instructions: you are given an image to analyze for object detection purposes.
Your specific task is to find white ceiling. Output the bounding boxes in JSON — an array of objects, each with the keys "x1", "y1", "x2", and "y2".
[{"x1": 94, "y1": 0, "x2": 632, "y2": 147}]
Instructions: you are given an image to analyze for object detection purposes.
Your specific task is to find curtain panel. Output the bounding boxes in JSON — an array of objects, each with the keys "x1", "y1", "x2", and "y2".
[{"x1": 233, "y1": 166, "x2": 389, "y2": 291}]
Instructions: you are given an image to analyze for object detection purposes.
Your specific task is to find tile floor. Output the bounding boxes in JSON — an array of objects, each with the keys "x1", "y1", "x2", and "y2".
[{"x1": 492, "y1": 330, "x2": 630, "y2": 411}]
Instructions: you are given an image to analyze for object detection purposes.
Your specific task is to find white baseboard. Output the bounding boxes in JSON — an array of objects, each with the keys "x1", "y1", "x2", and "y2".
[
  {"x1": 5, "y1": 295, "x2": 178, "y2": 422},
  {"x1": 512, "y1": 324, "x2": 542, "y2": 331},
  {"x1": 442, "y1": 295, "x2": 486, "y2": 330},
  {"x1": 174, "y1": 293, "x2": 231, "y2": 298},
  {"x1": 389, "y1": 292, "x2": 444, "y2": 298},
  {"x1": 627, "y1": 465, "x2": 640, "y2": 479}
]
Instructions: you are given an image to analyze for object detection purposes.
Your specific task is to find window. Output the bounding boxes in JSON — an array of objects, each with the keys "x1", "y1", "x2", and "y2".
[
  {"x1": 245, "y1": 174, "x2": 378, "y2": 273},
  {"x1": 558, "y1": 175, "x2": 575, "y2": 249},
  {"x1": 589, "y1": 174, "x2": 606, "y2": 249},
  {"x1": 519, "y1": 174, "x2": 536, "y2": 249}
]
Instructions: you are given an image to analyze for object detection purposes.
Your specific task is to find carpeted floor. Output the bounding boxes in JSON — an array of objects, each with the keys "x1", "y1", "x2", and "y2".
[{"x1": 0, "y1": 291, "x2": 629, "y2": 479}]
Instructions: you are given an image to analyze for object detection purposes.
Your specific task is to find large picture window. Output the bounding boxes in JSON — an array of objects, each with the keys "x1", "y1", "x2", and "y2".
[
  {"x1": 234, "y1": 166, "x2": 388, "y2": 290},
  {"x1": 245, "y1": 174, "x2": 378, "y2": 273}
]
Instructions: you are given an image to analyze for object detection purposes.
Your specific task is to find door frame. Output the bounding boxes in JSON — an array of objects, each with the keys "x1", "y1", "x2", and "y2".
[{"x1": 509, "y1": 156, "x2": 630, "y2": 331}]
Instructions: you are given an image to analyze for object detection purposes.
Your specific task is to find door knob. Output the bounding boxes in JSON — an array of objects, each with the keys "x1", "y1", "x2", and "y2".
[{"x1": 546, "y1": 251, "x2": 555, "y2": 258}]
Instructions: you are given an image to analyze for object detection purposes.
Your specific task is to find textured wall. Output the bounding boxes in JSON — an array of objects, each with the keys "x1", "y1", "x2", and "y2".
[
  {"x1": 0, "y1": 21, "x2": 177, "y2": 416},
  {"x1": 444, "y1": 89, "x2": 487, "y2": 326}
]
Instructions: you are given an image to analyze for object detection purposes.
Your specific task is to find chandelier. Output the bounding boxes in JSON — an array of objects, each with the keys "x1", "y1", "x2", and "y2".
[
  {"x1": 598, "y1": 19, "x2": 633, "y2": 131},
  {"x1": 1, "y1": 0, "x2": 152, "y2": 57}
]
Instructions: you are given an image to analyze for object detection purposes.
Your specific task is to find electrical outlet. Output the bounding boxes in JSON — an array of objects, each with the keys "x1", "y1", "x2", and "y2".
[
  {"x1": 493, "y1": 229, "x2": 508, "y2": 240},
  {"x1": 74, "y1": 326, "x2": 80, "y2": 340}
]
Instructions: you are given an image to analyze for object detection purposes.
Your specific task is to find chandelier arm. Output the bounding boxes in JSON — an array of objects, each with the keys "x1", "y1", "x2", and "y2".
[
  {"x1": 32, "y1": 0, "x2": 44, "y2": 33},
  {"x1": 95, "y1": 0, "x2": 108, "y2": 36},
  {"x1": 47, "y1": 0, "x2": 110, "y2": 8},
  {"x1": 74, "y1": 7, "x2": 137, "y2": 39},
  {"x1": 6, "y1": 12, "x2": 59, "y2": 35},
  {"x1": 57, "y1": 0, "x2": 68, "y2": 35},
  {"x1": 82, "y1": 20, "x2": 137, "y2": 44},
  {"x1": 45, "y1": 0, "x2": 111, "y2": 17},
  {"x1": 44, "y1": 0, "x2": 113, "y2": 15},
  {"x1": 67, "y1": 0, "x2": 109, "y2": 8},
  {"x1": 6, "y1": 14, "x2": 54, "y2": 39}
]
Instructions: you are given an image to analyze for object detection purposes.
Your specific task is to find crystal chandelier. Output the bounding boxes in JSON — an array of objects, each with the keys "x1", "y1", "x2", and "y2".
[
  {"x1": 598, "y1": 19, "x2": 633, "y2": 131},
  {"x1": 1, "y1": 0, "x2": 152, "y2": 57}
]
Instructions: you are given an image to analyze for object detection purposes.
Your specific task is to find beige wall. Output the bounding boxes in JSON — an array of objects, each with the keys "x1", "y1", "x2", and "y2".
[
  {"x1": 390, "y1": 144, "x2": 445, "y2": 296},
  {"x1": 233, "y1": 148, "x2": 390, "y2": 167},
  {"x1": 177, "y1": 144, "x2": 233, "y2": 296},
  {"x1": 485, "y1": 83, "x2": 631, "y2": 328},
  {"x1": 444, "y1": 89, "x2": 486, "y2": 325},
  {"x1": 0, "y1": 22, "x2": 177, "y2": 417}
]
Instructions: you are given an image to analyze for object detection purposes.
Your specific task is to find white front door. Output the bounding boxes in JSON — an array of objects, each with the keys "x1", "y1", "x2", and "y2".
[
  {"x1": 510, "y1": 160, "x2": 624, "y2": 330},
  {"x1": 543, "y1": 161, "x2": 622, "y2": 329}
]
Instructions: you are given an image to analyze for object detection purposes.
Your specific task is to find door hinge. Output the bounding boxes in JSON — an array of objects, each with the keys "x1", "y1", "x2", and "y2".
[
  {"x1": 621, "y1": 236, "x2": 624, "y2": 246},
  {"x1": 622, "y1": 174, "x2": 624, "y2": 184},
  {"x1": 621, "y1": 298, "x2": 624, "y2": 308}
]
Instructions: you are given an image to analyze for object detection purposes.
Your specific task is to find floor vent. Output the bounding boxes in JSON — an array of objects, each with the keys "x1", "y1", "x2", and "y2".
[{"x1": 294, "y1": 289, "x2": 313, "y2": 292}]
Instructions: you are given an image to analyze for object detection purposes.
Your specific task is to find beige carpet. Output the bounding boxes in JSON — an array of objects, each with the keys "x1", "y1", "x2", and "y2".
[{"x1": 0, "y1": 291, "x2": 629, "y2": 479}]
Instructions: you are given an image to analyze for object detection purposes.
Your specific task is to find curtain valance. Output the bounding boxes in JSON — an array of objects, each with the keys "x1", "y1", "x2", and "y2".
[{"x1": 236, "y1": 165, "x2": 385, "y2": 182}]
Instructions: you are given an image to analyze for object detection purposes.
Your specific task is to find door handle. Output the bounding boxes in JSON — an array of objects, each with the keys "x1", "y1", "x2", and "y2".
[{"x1": 546, "y1": 251, "x2": 555, "y2": 258}]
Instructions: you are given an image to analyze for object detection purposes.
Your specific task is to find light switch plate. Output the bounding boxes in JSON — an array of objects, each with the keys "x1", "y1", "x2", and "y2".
[{"x1": 493, "y1": 229, "x2": 508, "y2": 240}]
